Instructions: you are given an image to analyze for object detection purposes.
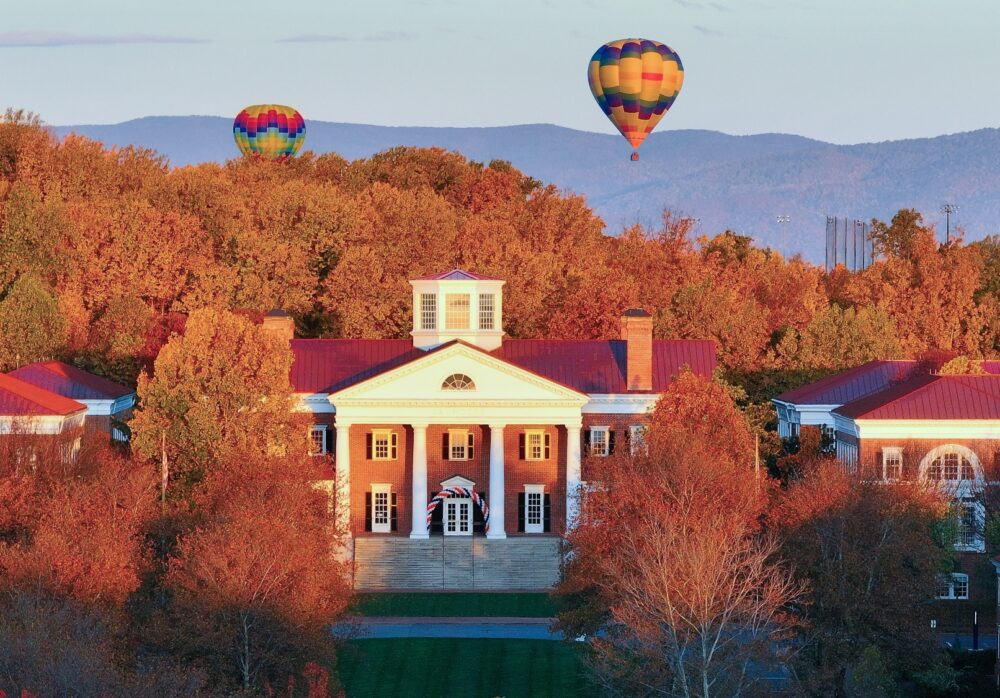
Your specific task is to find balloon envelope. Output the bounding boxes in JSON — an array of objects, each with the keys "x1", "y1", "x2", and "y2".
[
  {"x1": 233, "y1": 105, "x2": 306, "y2": 159},
  {"x1": 588, "y1": 39, "x2": 684, "y2": 153}
]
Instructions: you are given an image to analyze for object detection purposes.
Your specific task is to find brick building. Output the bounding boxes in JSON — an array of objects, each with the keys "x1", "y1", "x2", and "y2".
[
  {"x1": 775, "y1": 366, "x2": 1000, "y2": 629},
  {"x1": 278, "y1": 270, "x2": 716, "y2": 590}
]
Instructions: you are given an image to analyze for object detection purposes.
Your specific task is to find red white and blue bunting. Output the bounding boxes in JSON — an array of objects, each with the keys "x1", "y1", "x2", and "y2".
[{"x1": 426, "y1": 487, "x2": 490, "y2": 533}]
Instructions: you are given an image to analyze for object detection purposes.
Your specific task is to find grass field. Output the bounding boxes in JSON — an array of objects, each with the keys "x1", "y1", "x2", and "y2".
[
  {"x1": 350, "y1": 592, "x2": 557, "y2": 617},
  {"x1": 338, "y1": 638, "x2": 596, "y2": 697}
]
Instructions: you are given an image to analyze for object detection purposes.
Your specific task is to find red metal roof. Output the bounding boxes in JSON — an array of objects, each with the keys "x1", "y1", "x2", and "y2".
[
  {"x1": 776, "y1": 361, "x2": 919, "y2": 405},
  {"x1": 9, "y1": 361, "x2": 133, "y2": 400},
  {"x1": 290, "y1": 339, "x2": 423, "y2": 393},
  {"x1": 834, "y1": 374, "x2": 1000, "y2": 420},
  {"x1": 411, "y1": 269, "x2": 502, "y2": 281},
  {"x1": 494, "y1": 339, "x2": 716, "y2": 393},
  {"x1": 289, "y1": 338, "x2": 716, "y2": 395},
  {"x1": 776, "y1": 360, "x2": 1000, "y2": 406},
  {"x1": 0, "y1": 374, "x2": 87, "y2": 417}
]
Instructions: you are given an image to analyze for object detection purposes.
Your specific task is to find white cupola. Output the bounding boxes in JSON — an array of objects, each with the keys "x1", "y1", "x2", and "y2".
[{"x1": 409, "y1": 270, "x2": 505, "y2": 351}]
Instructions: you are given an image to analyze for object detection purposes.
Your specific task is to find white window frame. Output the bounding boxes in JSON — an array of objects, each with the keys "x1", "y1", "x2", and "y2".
[
  {"x1": 525, "y1": 484, "x2": 544, "y2": 534},
  {"x1": 449, "y1": 429, "x2": 471, "y2": 461},
  {"x1": 372, "y1": 429, "x2": 394, "y2": 461},
  {"x1": 478, "y1": 293, "x2": 495, "y2": 330},
  {"x1": 955, "y1": 500, "x2": 986, "y2": 552},
  {"x1": 443, "y1": 497, "x2": 473, "y2": 536},
  {"x1": 309, "y1": 425, "x2": 327, "y2": 456},
  {"x1": 371, "y1": 483, "x2": 392, "y2": 533},
  {"x1": 882, "y1": 446, "x2": 902, "y2": 481},
  {"x1": 590, "y1": 426, "x2": 609, "y2": 457},
  {"x1": 420, "y1": 293, "x2": 437, "y2": 330},
  {"x1": 525, "y1": 429, "x2": 545, "y2": 461},
  {"x1": 936, "y1": 572, "x2": 969, "y2": 600},
  {"x1": 629, "y1": 424, "x2": 647, "y2": 455},
  {"x1": 445, "y1": 293, "x2": 470, "y2": 330}
]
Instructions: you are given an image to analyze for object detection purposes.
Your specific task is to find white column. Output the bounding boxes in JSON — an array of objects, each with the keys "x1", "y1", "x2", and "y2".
[
  {"x1": 335, "y1": 423, "x2": 352, "y2": 537},
  {"x1": 487, "y1": 424, "x2": 506, "y2": 539},
  {"x1": 565, "y1": 424, "x2": 582, "y2": 531},
  {"x1": 410, "y1": 423, "x2": 430, "y2": 539}
]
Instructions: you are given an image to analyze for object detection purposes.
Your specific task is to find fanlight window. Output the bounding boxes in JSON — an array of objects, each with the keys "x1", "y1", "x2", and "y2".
[
  {"x1": 442, "y1": 374, "x2": 476, "y2": 391},
  {"x1": 925, "y1": 450, "x2": 977, "y2": 482}
]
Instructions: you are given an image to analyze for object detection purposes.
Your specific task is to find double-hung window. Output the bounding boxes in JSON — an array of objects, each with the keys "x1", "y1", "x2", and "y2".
[
  {"x1": 309, "y1": 425, "x2": 328, "y2": 456},
  {"x1": 478, "y1": 293, "x2": 495, "y2": 330},
  {"x1": 882, "y1": 447, "x2": 902, "y2": 481},
  {"x1": 420, "y1": 293, "x2": 437, "y2": 330},
  {"x1": 446, "y1": 430, "x2": 474, "y2": 461},
  {"x1": 629, "y1": 424, "x2": 647, "y2": 455},
  {"x1": 526, "y1": 430, "x2": 545, "y2": 461},
  {"x1": 371, "y1": 430, "x2": 398, "y2": 461},
  {"x1": 936, "y1": 573, "x2": 969, "y2": 600},
  {"x1": 590, "y1": 427, "x2": 610, "y2": 457}
]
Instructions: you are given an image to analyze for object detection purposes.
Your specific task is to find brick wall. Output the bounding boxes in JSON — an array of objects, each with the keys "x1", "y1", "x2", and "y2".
[
  {"x1": 580, "y1": 413, "x2": 649, "y2": 481},
  {"x1": 858, "y1": 437, "x2": 1000, "y2": 480},
  {"x1": 337, "y1": 413, "x2": 652, "y2": 538}
]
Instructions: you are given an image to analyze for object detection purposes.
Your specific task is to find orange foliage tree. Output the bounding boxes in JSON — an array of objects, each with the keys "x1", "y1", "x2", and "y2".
[
  {"x1": 162, "y1": 451, "x2": 351, "y2": 692},
  {"x1": 557, "y1": 373, "x2": 799, "y2": 695},
  {"x1": 773, "y1": 461, "x2": 952, "y2": 692}
]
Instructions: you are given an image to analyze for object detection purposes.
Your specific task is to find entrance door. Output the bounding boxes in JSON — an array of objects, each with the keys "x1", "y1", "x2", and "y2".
[{"x1": 444, "y1": 497, "x2": 473, "y2": 536}]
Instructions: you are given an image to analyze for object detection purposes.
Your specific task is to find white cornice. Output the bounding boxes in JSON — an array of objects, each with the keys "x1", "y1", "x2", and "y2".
[
  {"x1": 583, "y1": 394, "x2": 659, "y2": 415},
  {"x1": 854, "y1": 419, "x2": 1000, "y2": 440}
]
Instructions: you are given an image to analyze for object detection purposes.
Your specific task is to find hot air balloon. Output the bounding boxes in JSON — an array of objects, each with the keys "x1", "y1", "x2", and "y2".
[
  {"x1": 587, "y1": 39, "x2": 684, "y2": 161},
  {"x1": 233, "y1": 105, "x2": 306, "y2": 160}
]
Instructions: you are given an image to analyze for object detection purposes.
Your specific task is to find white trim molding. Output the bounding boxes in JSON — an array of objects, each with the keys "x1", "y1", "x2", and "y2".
[{"x1": 583, "y1": 394, "x2": 658, "y2": 415}]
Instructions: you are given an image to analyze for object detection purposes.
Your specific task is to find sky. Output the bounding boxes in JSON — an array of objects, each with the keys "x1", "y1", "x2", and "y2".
[{"x1": 1, "y1": 0, "x2": 999, "y2": 144}]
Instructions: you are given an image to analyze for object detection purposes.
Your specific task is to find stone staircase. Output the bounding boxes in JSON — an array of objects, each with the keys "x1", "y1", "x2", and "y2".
[{"x1": 353, "y1": 536, "x2": 562, "y2": 590}]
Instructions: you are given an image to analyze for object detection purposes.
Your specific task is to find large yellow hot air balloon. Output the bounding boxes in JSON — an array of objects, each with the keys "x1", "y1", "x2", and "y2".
[{"x1": 588, "y1": 39, "x2": 684, "y2": 160}]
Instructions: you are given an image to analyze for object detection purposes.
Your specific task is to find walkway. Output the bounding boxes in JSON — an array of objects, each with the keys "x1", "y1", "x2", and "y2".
[{"x1": 335, "y1": 616, "x2": 564, "y2": 641}]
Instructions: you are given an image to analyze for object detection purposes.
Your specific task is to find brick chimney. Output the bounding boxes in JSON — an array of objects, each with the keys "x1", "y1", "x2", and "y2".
[
  {"x1": 621, "y1": 309, "x2": 653, "y2": 391},
  {"x1": 262, "y1": 309, "x2": 295, "y2": 342}
]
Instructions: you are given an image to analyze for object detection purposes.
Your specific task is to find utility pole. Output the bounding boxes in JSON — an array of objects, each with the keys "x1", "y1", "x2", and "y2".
[{"x1": 941, "y1": 203, "x2": 959, "y2": 244}]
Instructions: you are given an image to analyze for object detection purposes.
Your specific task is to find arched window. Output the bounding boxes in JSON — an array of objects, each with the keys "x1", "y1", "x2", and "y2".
[
  {"x1": 442, "y1": 374, "x2": 475, "y2": 391},
  {"x1": 920, "y1": 444, "x2": 981, "y2": 483}
]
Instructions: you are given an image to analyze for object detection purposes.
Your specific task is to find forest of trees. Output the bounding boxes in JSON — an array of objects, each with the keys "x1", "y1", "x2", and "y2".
[{"x1": 2, "y1": 108, "x2": 1000, "y2": 695}]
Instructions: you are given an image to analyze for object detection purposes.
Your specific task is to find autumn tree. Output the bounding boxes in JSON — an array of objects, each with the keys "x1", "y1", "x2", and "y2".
[
  {"x1": 0, "y1": 438, "x2": 155, "y2": 607},
  {"x1": 557, "y1": 373, "x2": 798, "y2": 696},
  {"x1": 775, "y1": 461, "x2": 952, "y2": 693},
  {"x1": 162, "y1": 451, "x2": 351, "y2": 692},
  {"x1": 0, "y1": 273, "x2": 66, "y2": 370},
  {"x1": 130, "y1": 308, "x2": 308, "y2": 491}
]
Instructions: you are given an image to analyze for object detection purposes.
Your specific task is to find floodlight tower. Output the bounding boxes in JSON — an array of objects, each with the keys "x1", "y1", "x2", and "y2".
[{"x1": 941, "y1": 203, "x2": 959, "y2": 244}]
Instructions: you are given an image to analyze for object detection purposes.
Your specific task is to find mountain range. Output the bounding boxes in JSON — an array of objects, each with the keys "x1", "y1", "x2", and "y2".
[{"x1": 52, "y1": 117, "x2": 1000, "y2": 262}]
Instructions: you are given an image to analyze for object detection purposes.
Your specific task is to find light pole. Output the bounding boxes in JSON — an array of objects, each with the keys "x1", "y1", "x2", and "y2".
[{"x1": 941, "y1": 203, "x2": 959, "y2": 244}]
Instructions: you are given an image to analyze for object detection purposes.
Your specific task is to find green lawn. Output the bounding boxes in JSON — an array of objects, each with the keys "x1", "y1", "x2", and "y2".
[
  {"x1": 338, "y1": 638, "x2": 596, "y2": 698},
  {"x1": 350, "y1": 592, "x2": 557, "y2": 617}
]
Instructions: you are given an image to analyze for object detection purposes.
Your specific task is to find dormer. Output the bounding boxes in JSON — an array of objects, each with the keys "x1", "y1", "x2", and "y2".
[{"x1": 410, "y1": 270, "x2": 505, "y2": 351}]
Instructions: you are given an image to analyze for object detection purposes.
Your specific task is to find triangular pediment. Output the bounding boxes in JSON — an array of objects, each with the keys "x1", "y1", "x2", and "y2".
[
  {"x1": 329, "y1": 341, "x2": 588, "y2": 405},
  {"x1": 441, "y1": 475, "x2": 476, "y2": 490}
]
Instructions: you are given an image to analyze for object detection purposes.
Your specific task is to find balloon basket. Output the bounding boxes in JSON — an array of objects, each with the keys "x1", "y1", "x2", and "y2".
[{"x1": 630, "y1": 152, "x2": 639, "y2": 162}]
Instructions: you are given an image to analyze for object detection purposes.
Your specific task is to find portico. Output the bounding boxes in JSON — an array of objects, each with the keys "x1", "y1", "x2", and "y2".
[{"x1": 328, "y1": 341, "x2": 588, "y2": 549}]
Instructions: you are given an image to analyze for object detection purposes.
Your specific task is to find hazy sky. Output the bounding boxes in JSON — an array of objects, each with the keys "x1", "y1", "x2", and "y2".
[{"x1": 2, "y1": 0, "x2": 998, "y2": 144}]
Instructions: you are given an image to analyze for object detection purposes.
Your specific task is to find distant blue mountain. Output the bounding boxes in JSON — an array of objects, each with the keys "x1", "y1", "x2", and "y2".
[{"x1": 52, "y1": 117, "x2": 1000, "y2": 262}]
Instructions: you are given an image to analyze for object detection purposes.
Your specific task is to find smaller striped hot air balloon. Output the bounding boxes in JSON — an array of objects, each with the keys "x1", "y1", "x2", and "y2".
[
  {"x1": 588, "y1": 39, "x2": 684, "y2": 161},
  {"x1": 233, "y1": 105, "x2": 306, "y2": 160}
]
